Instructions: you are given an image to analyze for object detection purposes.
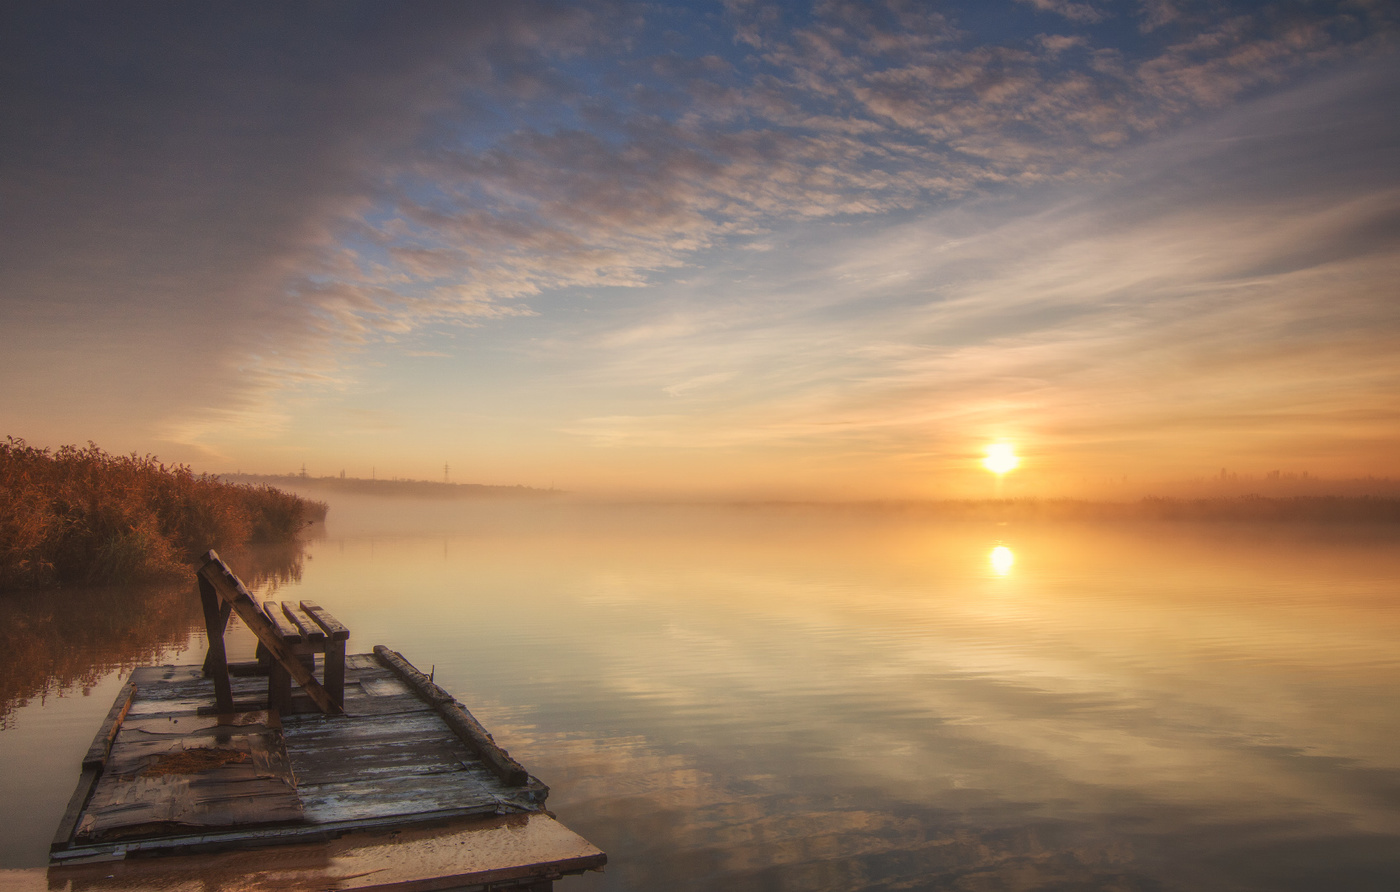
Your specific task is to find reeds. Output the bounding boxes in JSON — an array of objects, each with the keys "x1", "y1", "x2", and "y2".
[{"x1": 0, "y1": 437, "x2": 329, "y2": 589}]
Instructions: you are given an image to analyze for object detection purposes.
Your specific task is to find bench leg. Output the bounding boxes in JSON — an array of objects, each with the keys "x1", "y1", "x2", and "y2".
[
  {"x1": 198, "y1": 578, "x2": 235, "y2": 713},
  {"x1": 268, "y1": 660, "x2": 292, "y2": 714},
  {"x1": 325, "y1": 639, "x2": 346, "y2": 710},
  {"x1": 201, "y1": 601, "x2": 232, "y2": 676}
]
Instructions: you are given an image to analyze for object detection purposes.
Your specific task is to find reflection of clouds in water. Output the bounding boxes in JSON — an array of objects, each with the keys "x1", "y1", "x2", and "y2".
[
  {"x1": 504, "y1": 722, "x2": 1161, "y2": 892},
  {"x1": 250, "y1": 505, "x2": 1400, "y2": 888}
]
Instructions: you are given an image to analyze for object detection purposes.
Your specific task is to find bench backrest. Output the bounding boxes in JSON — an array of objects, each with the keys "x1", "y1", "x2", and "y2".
[{"x1": 197, "y1": 550, "x2": 346, "y2": 715}]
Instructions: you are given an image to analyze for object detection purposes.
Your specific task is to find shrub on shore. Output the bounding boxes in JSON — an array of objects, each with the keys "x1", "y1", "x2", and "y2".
[{"x1": 0, "y1": 438, "x2": 328, "y2": 590}]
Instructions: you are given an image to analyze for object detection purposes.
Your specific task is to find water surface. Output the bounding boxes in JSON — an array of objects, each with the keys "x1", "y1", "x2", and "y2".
[{"x1": 3, "y1": 500, "x2": 1398, "y2": 890}]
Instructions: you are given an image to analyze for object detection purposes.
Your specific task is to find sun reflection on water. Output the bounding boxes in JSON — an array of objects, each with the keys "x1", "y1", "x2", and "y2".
[{"x1": 989, "y1": 544, "x2": 1015, "y2": 576}]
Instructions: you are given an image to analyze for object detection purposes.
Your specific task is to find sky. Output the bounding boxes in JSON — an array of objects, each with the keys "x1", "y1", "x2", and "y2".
[{"x1": 2, "y1": 0, "x2": 1398, "y2": 499}]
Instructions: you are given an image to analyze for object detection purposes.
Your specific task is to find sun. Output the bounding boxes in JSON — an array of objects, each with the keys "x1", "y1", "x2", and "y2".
[{"x1": 982, "y1": 443, "x2": 1019, "y2": 475}]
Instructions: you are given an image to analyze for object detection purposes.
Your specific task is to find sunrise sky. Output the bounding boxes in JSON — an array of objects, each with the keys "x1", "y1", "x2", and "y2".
[{"x1": 2, "y1": 1, "x2": 1397, "y2": 498}]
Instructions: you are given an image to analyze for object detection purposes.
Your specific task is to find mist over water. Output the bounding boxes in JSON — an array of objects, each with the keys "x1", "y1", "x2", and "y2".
[{"x1": 4, "y1": 496, "x2": 1400, "y2": 889}]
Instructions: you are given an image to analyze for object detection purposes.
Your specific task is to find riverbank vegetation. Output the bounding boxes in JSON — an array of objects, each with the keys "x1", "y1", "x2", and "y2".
[{"x1": 0, "y1": 438, "x2": 327, "y2": 590}]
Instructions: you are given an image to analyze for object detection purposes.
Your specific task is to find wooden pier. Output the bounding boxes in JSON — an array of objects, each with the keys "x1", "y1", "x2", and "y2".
[{"x1": 39, "y1": 553, "x2": 605, "y2": 891}]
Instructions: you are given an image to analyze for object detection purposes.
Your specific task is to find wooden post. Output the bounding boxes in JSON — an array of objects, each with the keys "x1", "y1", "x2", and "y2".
[
  {"x1": 263, "y1": 601, "x2": 302, "y2": 712},
  {"x1": 325, "y1": 637, "x2": 346, "y2": 710},
  {"x1": 198, "y1": 574, "x2": 235, "y2": 713}
]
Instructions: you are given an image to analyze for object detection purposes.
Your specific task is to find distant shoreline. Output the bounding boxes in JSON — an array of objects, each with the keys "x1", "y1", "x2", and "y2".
[
  {"x1": 220, "y1": 473, "x2": 562, "y2": 500},
  {"x1": 221, "y1": 474, "x2": 1400, "y2": 524},
  {"x1": 706, "y1": 495, "x2": 1400, "y2": 524}
]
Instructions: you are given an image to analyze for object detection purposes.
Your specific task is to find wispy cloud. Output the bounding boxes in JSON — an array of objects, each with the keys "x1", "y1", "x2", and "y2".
[
  {"x1": 272, "y1": 0, "x2": 1397, "y2": 383},
  {"x1": 1017, "y1": 0, "x2": 1108, "y2": 25},
  {"x1": 533, "y1": 59, "x2": 1400, "y2": 486}
]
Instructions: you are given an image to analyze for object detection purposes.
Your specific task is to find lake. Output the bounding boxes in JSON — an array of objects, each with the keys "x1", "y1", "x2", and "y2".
[{"x1": 3, "y1": 498, "x2": 1399, "y2": 890}]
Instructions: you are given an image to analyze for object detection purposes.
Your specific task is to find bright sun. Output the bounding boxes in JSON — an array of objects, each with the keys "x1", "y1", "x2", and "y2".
[{"x1": 982, "y1": 443, "x2": 1019, "y2": 475}]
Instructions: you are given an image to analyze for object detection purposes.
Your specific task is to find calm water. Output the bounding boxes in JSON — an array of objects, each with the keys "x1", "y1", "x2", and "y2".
[{"x1": 3, "y1": 498, "x2": 1400, "y2": 890}]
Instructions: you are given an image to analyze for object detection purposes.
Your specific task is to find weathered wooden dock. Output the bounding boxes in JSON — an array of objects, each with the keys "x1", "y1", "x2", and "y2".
[{"x1": 41, "y1": 552, "x2": 605, "y2": 891}]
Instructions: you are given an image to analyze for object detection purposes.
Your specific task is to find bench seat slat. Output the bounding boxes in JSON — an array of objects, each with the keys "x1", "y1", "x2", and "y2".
[
  {"x1": 262, "y1": 601, "x2": 301, "y2": 643},
  {"x1": 301, "y1": 601, "x2": 350, "y2": 641},
  {"x1": 282, "y1": 602, "x2": 326, "y2": 642}
]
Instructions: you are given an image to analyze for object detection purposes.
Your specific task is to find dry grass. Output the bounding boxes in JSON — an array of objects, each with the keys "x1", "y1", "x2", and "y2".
[{"x1": 0, "y1": 437, "x2": 328, "y2": 590}]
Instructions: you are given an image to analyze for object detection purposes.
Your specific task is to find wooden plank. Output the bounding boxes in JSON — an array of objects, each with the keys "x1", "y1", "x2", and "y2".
[
  {"x1": 347, "y1": 653, "x2": 382, "y2": 671},
  {"x1": 284, "y1": 719, "x2": 486, "y2": 786},
  {"x1": 49, "y1": 766, "x2": 100, "y2": 853},
  {"x1": 77, "y1": 721, "x2": 304, "y2": 843},
  {"x1": 129, "y1": 696, "x2": 215, "y2": 718},
  {"x1": 300, "y1": 601, "x2": 350, "y2": 640},
  {"x1": 358, "y1": 675, "x2": 411, "y2": 696},
  {"x1": 129, "y1": 665, "x2": 202, "y2": 684},
  {"x1": 296, "y1": 771, "x2": 514, "y2": 824},
  {"x1": 281, "y1": 711, "x2": 453, "y2": 744},
  {"x1": 128, "y1": 665, "x2": 210, "y2": 691},
  {"x1": 292, "y1": 691, "x2": 425, "y2": 719},
  {"x1": 123, "y1": 673, "x2": 267, "y2": 716},
  {"x1": 78, "y1": 772, "x2": 306, "y2": 843},
  {"x1": 301, "y1": 600, "x2": 348, "y2": 709},
  {"x1": 132, "y1": 678, "x2": 420, "y2": 719},
  {"x1": 49, "y1": 804, "x2": 505, "y2": 864},
  {"x1": 262, "y1": 601, "x2": 302, "y2": 643},
  {"x1": 288, "y1": 748, "x2": 484, "y2": 786},
  {"x1": 81, "y1": 677, "x2": 137, "y2": 769},
  {"x1": 121, "y1": 710, "x2": 279, "y2": 739},
  {"x1": 282, "y1": 602, "x2": 325, "y2": 642},
  {"x1": 374, "y1": 646, "x2": 530, "y2": 787},
  {"x1": 199, "y1": 551, "x2": 339, "y2": 715}
]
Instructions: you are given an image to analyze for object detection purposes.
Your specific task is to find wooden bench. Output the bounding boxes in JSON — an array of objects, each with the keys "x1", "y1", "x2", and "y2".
[
  {"x1": 197, "y1": 550, "x2": 349, "y2": 715},
  {"x1": 254, "y1": 599, "x2": 350, "y2": 713}
]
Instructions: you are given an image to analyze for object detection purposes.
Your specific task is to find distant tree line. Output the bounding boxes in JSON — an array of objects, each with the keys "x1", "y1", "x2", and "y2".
[{"x1": 0, "y1": 438, "x2": 327, "y2": 590}]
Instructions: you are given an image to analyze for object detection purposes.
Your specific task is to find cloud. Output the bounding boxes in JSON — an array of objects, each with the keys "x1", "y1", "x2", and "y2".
[
  {"x1": 1017, "y1": 0, "x2": 1108, "y2": 24},
  {"x1": 539, "y1": 58, "x2": 1400, "y2": 482},
  {"x1": 329, "y1": 0, "x2": 1397, "y2": 355},
  {"x1": 664, "y1": 372, "x2": 739, "y2": 397},
  {"x1": 1, "y1": 0, "x2": 1396, "y2": 477},
  {"x1": 0, "y1": 2, "x2": 598, "y2": 451}
]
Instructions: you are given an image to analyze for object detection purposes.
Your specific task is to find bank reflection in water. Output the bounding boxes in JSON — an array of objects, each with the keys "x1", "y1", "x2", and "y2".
[{"x1": 0, "y1": 542, "x2": 309, "y2": 725}]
